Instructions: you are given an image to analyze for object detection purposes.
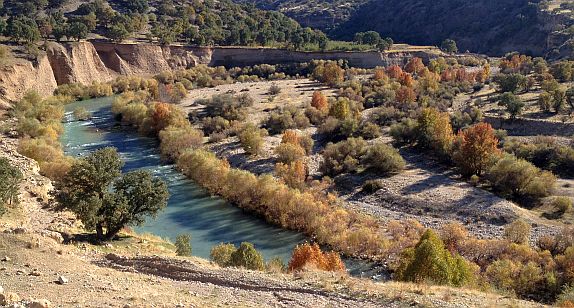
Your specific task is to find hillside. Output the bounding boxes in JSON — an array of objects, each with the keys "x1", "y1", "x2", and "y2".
[{"x1": 237, "y1": 0, "x2": 574, "y2": 57}]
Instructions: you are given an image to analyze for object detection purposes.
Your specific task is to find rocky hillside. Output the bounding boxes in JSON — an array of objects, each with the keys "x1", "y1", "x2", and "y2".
[{"x1": 238, "y1": 0, "x2": 574, "y2": 57}]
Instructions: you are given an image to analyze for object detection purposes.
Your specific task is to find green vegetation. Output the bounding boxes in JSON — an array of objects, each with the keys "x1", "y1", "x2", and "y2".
[
  {"x1": 54, "y1": 147, "x2": 169, "y2": 240},
  {"x1": 175, "y1": 234, "x2": 192, "y2": 256},
  {"x1": 0, "y1": 157, "x2": 23, "y2": 216},
  {"x1": 395, "y1": 229, "x2": 474, "y2": 287},
  {"x1": 210, "y1": 242, "x2": 265, "y2": 271}
]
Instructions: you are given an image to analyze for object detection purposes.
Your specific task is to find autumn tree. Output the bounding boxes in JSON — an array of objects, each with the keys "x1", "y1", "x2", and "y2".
[
  {"x1": 404, "y1": 57, "x2": 425, "y2": 74},
  {"x1": 311, "y1": 91, "x2": 329, "y2": 111},
  {"x1": 396, "y1": 86, "x2": 416, "y2": 103},
  {"x1": 275, "y1": 160, "x2": 307, "y2": 190},
  {"x1": 321, "y1": 62, "x2": 344, "y2": 86},
  {"x1": 417, "y1": 108, "x2": 454, "y2": 159},
  {"x1": 452, "y1": 122, "x2": 500, "y2": 177},
  {"x1": 288, "y1": 243, "x2": 345, "y2": 272}
]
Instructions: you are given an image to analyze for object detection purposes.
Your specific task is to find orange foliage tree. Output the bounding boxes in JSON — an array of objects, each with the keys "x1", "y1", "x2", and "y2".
[
  {"x1": 275, "y1": 160, "x2": 307, "y2": 190},
  {"x1": 311, "y1": 91, "x2": 329, "y2": 111},
  {"x1": 281, "y1": 130, "x2": 301, "y2": 145},
  {"x1": 452, "y1": 122, "x2": 500, "y2": 177},
  {"x1": 404, "y1": 57, "x2": 425, "y2": 74},
  {"x1": 373, "y1": 68, "x2": 388, "y2": 81},
  {"x1": 396, "y1": 86, "x2": 417, "y2": 103},
  {"x1": 386, "y1": 65, "x2": 405, "y2": 80},
  {"x1": 288, "y1": 243, "x2": 346, "y2": 272}
]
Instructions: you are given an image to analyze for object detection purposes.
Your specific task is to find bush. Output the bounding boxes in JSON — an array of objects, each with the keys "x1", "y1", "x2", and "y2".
[
  {"x1": 265, "y1": 106, "x2": 310, "y2": 135},
  {"x1": 390, "y1": 118, "x2": 418, "y2": 145},
  {"x1": 362, "y1": 179, "x2": 384, "y2": 193},
  {"x1": 394, "y1": 229, "x2": 475, "y2": 287},
  {"x1": 266, "y1": 257, "x2": 286, "y2": 273},
  {"x1": 175, "y1": 234, "x2": 192, "y2": 256},
  {"x1": 504, "y1": 219, "x2": 531, "y2": 245},
  {"x1": 201, "y1": 116, "x2": 230, "y2": 135},
  {"x1": 275, "y1": 143, "x2": 305, "y2": 164},
  {"x1": 321, "y1": 137, "x2": 368, "y2": 176},
  {"x1": 159, "y1": 125, "x2": 204, "y2": 162},
  {"x1": 359, "y1": 122, "x2": 382, "y2": 140},
  {"x1": 210, "y1": 243, "x2": 236, "y2": 267},
  {"x1": 503, "y1": 137, "x2": 574, "y2": 178},
  {"x1": 486, "y1": 154, "x2": 556, "y2": 201},
  {"x1": 551, "y1": 197, "x2": 573, "y2": 218},
  {"x1": 362, "y1": 143, "x2": 406, "y2": 175},
  {"x1": 230, "y1": 242, "x2": 265, "y2": 271},
  {"x1": 275, "y1": 160, "x2": 307, "y2": 190},
  {"x1": 268, "y1": 83, "x2": 281, "y2": 95},
  {"x1": 288, "y1": 243, "x2": 346, "y2": 272},
  {"x1": 0, "y1": 157, "x2": 23, "y2": 215},
  {"x1": 238, "y1": 124, "x2": 267, "y2": 156}
]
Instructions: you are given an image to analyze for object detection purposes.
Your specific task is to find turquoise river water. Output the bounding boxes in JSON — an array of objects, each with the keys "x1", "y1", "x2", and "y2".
[{"x1": 61, "y1": 97, "x2": 380, "y2": 276}]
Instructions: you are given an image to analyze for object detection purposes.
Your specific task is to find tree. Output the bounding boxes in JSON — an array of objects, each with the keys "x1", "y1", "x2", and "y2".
[
  {"x1": 566, "y1": 87, "x2": 574, "y2": 113},
  {"x1": 394, "y1": 229, "x2": 474, "y2": 286},
  {"x1": 175, "y1": 234, "x2": 192, "y2": 256},
  {"x1": 230, "y1": 242, "x2": 265, "y2": 271},
  {"x1": 452, "y1": 123, "x2": 500, "y2": 177},
  {"x1": 362, "y1": 31, "x2": 382, "y2": 45},
  {"x1": 311, "y1": 91, "x2": 328, "y2": 111},
  {"x1": 440, "y1": 39, "x2": 458, "y2": 53},
  {"x1": 405, "y1": 57, "x2": 425, "y2": 74},
  {"x1": 6, "y1": 15, "x2": 40, "y2": 43},
  {"x1": 499, "y1": 92, "x2": 524, "y2": 120},
  {"x1": 66, "y1": 21, "x2": 88, "y2": 41},
  {"x1": 417, "y1": 108, "x2": 454, "y2": 159},
  {"x1": 0, "y1": 157, "x2": 23, "y2": 215},
  {"x1": 377, "y1": 37, "x2": 393, "y2": 51},
  {"x1": 55, "y1": 148, "x2": 169, "y2": 240}
]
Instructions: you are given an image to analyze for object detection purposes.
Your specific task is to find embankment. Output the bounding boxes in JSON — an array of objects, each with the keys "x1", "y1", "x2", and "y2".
[{"x1": 0, "y1": 40, "x2": 440, "y2": 105}]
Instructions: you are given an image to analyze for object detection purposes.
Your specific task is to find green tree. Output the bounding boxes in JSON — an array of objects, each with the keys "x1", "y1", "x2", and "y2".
[
  {"x1": 55, "y1": 147, "x2": 169, "y2": 240},
  {"x1": 440, "y1": 39, "x2": 458, "y2": 53},
  {"x1": 210, "y1": 243, "x2": 236, "y2": 267},
  {"x1": 6, "y1": 15, "x2": 40, "y2": 43},
  {"x1": 175, "y1": 233, "x2": 192, "y2": 256},
  {"x1": 0, "y1": 157, "x2": 23, "y2": 215},
  {"x1": 66, "y1": 21, "x2": 88, "y2": 41},
  {"x1": 494, "y1": 73, "x2": 527, "y2": 93},
  {"x1": 499, "y1": 92, "x2": 524, "y2": 120},
  {"x1": 395, "y1": 229, "x2": 474, "y2": 287},
  {"x1": 230, "y1": 242, "x2": 265, "y2": 271}
]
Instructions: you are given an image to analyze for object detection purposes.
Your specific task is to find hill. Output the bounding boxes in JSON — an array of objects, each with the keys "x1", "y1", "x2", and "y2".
[{"x1": 237, "y1": 0, "x2": 574, "y2": 57}]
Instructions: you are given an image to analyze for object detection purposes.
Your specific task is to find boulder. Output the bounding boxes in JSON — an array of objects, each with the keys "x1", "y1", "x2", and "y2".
[
  {"x1": 0, "y1": 292, "x2": 20, "y2": 305},
  {"x1": 28, "y1": 299, "x2": 51, "y2": 308},
  {"x1": 57, "y1": 276, "x2": 68, "y2": 285}
]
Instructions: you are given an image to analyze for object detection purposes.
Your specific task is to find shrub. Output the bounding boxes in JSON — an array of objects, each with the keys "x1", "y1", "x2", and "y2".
[
  {"x1": 0, "y1": 157, "x2": 23, "y2": 215},
  {"x1": 288, "y1": 243, "x2": 346, "y2": 272},
  {"x1": 452, "y1": 122, "x2": 500, "y2": 177},
  {"x1": 201, "y1": 116, "x2": 230, "y2": 135},
  {"x1": 238, "y1": 124, "x2": 267, "y2": 156},
  {"x1": 230, "y1": 242, "x2": 265, "y2": 271},
  {"x1": 321, "y1": 137, "x2": 368, "y2": 176},
  {"x1": 73, "y1": 107, "x2": 92, "y2": 121},
  {"x1": 551, "y1": 197, "x2": 573, "y2": 218},
  {"x1": 498, "y1": 92, "x2": 524, "y2": 120},
  {"x1": 417, "y1": 108, "x2": 454, "y2": 158},
  {"x1": 266, "y1": 257, "x2": 286, "y2": 273},
  {"x1": 362, "y1": 179, "x2": 384, "y2": 193},
  {"x1": 298, "y1": 134, "x2": 314, "y2": 155},
  {"x1": 503, "y1": 137, "x2": 574, "y2": 178},
  {"x1": 265, "y1": 106, "x2": 310, "y2": 134},
  {"x1": 159, "y1": 125, "x2": 204, "y2": 162},
  {"x1": 362, "y1": 143, "x2": 406, "y2": 174},
  {"x1": 210, "y1": 243, "x2": 236, "y2": 267},
  {"x1": 359, "y1": 122, "x2": 382, "y2": 140},
  {"x1": 557, "y1": 285, "x2": 574, "y2": 307},
  {"x1": 504, "y1": 219, "x2": 531, "y2": 245},
  {"x1": 275, "y1": 143, "x2": 306, "y2": 164},
  {"x1": 202, "y1": 94, "x2": 252, "y2": 121},
  {"x1": 390, "y1": 118, "x2": 418, "y2": 145},
  {"x1": 275, "y1": 160, "x2": 307, "y2": 190},
  {"x1": 486, "y1": 154, "x2": 556, "y2": 201},
  {"x1": 268, "y1": 83, "x2": 281, "y2": 95},
  {"x1": 394, "y1": 229, "x2": 475, "y2": 287},
  {"x1": 175, "y1": 234, "x2": 192, "y2": 256}
]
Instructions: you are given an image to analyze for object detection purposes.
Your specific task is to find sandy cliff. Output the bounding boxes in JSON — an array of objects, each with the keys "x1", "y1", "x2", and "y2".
[
  {"x1": 46, "y1": 42, "x2": 115, "y2": 85},
  {"x1": 0, "y1": 56, "x2": 57, "y2": 106}
]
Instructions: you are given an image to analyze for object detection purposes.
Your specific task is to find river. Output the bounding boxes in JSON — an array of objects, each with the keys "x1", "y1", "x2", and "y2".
[{"x1": 61, "y1": 96, "x2": 381, "y2": 277}]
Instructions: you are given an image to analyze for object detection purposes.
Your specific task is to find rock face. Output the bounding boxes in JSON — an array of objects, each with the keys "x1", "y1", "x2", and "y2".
[
  {"x1": 46, "y1": 42, "x2": 114, "y2": 85},
  {"x1": 0, "y1": 40, "x2": 438, "y2": 104},
  {"x1": 0, "y1": 56, "x2": 57, "y2": 105}
]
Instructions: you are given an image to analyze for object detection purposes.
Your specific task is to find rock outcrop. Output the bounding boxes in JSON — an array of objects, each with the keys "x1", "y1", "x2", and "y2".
[{"x1": 46, "y1": 42, "x2": 114, "y2": 85}]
